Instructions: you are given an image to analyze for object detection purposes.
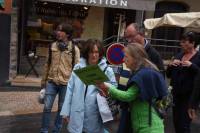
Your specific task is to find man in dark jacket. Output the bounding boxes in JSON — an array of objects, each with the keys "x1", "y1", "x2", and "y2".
[
  {"x1": 116, "y1": 23, "x2": 164, "y2": 133},
  {"x1": 124, "y1": 23, "x2": 164, "y2": 72}
]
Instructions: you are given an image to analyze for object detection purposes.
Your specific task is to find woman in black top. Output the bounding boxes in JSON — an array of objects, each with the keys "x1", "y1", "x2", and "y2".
[
  {"x1": 166, "y1": 31, "x2": 200, "y2": 133},
  {"x1": 188, "y1": 71, "x2": 200, "y2": 120}
]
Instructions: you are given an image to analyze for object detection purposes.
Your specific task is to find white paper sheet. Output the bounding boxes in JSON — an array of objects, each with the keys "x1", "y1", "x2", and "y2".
[{"x1": 96, "y1": 93, "x2": 113, "y2": 123}]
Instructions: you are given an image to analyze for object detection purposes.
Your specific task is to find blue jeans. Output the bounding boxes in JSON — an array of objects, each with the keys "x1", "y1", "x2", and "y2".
[{"x1": 40, "y1": 81, "x2": 67, "y2": 133}]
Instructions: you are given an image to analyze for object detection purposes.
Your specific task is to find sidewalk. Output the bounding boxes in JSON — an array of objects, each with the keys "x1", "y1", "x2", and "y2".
[
  {"x1": 0, "y1": 87, "x2": 118, "y2": 133},
  {"x1": 0, "y1": 86, "x2": 200, "y2": 133},
  {"x1": 0, "y1": 87, "x2": 61, "y2": 133}
]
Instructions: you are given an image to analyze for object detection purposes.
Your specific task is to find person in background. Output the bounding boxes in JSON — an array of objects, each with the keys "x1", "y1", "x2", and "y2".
[
  {"x1": 40, "y1": 23, "x2": 80, "y2": 133},
  {"x1": 97, "y1": 43, "x2": 167, "y2": 133},
  {"x1": 188, "y1": 71, "x2": 200, "y2": 120},
  {"x1": 124, "y1": 23, "x2": 164, "y2": 72},
  {"x1": 60, "y1": 39, "x2": 117, "y2": 133},
  {"x1": 116, "y1": 23, "x2": 165, "y2": 133},
  {"x1": 166, "y1": 31, "x2": 200, "y2": 133}
]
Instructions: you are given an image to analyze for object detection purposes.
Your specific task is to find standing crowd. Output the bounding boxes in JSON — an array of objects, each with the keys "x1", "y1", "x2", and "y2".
[{"x1": 39, "y1": 22, "x2": 200, "y2": 133}]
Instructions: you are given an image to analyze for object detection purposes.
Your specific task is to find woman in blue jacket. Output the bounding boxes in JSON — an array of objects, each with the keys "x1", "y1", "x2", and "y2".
[{"x1": 60, "y1": 39, "x2": 117, "y2": 133}]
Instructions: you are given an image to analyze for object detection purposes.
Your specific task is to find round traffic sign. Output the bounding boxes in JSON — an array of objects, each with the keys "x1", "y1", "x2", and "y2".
[{"x1": 106, "y1": 43, "x2": 125, "y2": 65}]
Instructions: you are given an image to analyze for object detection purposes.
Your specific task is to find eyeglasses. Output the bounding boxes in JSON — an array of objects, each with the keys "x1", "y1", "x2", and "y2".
[{"x1": 124, "y1": 33, "x2": 139, "y2": 43}]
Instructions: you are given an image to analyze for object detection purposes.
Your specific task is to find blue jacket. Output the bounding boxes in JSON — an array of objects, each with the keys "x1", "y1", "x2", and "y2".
[
  {"x1": 60, "y1": 57, "x2": 117, "y2": 133},
  {"x1": 127, "y1": 67, "x2": 168, "y2": 101}
]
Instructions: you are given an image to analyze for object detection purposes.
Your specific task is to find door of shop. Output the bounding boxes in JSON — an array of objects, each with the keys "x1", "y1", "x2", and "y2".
[{"x1": 0, "y1": 13, "x2": 11, "y2": 85}]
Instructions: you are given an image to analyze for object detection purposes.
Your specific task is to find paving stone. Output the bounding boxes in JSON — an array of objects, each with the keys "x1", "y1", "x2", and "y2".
[{"x1": 0, "y1": 87, "x2": 200, "y2": 133}]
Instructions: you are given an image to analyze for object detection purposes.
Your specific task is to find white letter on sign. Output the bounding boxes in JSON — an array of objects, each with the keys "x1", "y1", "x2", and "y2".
[
  {"x1": 120, "y1": 0, "x2": 127, "y2": 7},
  {"x1": 90, "y1": 0, "x2": 96, "y2": 4}
]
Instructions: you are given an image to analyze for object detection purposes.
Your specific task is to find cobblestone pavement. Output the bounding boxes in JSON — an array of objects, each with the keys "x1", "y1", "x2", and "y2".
[
  {"x1": 0, "y1": 87, "x2": 64, "y2": 133},
  {"x1": 0, "y1": 87, "x2": 200, "y2": 133}
]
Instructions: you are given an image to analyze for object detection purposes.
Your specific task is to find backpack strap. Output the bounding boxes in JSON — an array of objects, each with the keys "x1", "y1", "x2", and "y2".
[
  {"x1": 47, "y1": 43, "x2": 53, "y2": 66},
  {"x1": 71, "y1": 43, "x2": 75, "y2": 68},
  {"x1": 84, "y1": 85, "x2": 88, "y2": 101},
  {"x1": 103, "y1": 65, "x2": 108, "y2": 73}
]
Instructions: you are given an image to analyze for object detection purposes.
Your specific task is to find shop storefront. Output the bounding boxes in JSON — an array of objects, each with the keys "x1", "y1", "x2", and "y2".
[
  {"x1": 9, "y1": 0, "x2": 156, "y2": 86},
  {"x1": 0, "y1": 0, "x2": 14, "y2": 85}
]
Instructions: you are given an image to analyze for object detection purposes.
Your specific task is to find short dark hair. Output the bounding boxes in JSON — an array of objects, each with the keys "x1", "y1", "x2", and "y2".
[
  {"x1": 82, "y1": 39, "x2": 105, "y2": 62},
  {"x1": 57, "y1": 23, "x2": 73, "y2": 39},
  {"x1": 181, "y1": 31, "x2": 198, "y2": 48}
]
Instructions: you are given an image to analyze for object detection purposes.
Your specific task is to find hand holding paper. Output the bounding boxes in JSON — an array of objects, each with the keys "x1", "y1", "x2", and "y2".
[
  {"x1": 96, "y1": 82, "x2": 109, "y2": 97},
  {"x1": 96, "y1": 82, "x2": 113, "y2": 97}
]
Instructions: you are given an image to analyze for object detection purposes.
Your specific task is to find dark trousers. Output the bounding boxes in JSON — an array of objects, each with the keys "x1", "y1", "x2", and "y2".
[
  {"x1": 173, "y1": 97, "x2": 191, "y2": 133},
  {"x1": 117, "y1": 108, "x2": 132, "y2": 133}
]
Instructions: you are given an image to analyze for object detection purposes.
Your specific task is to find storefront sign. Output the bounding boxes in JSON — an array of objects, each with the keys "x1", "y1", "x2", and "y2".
[
  {"x1": 35, "y1": 6, "x2": 89, "y2": 19},
  {"x1": 40, "y1": 0, "x2": 156, "y2": 11}
]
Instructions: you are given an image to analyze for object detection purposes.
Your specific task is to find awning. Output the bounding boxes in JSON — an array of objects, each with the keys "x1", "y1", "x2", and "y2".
[
  {"x1": 144, "y1": 12, "x2": 200, "y2": 30},
  {"x1": 39, "y1": 0, "x2": 156, "y2": 11}
]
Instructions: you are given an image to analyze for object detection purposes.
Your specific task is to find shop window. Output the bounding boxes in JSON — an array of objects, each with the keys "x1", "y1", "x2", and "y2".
[
  {"x1": 103, "y1": 8, "x2": 136, "y2": 45},
  {"x1": 18, "y1": 0, "x2": 89, "y2": 75},
  {"x1": 23, "y1": 0, "x2": 88, "y2": 55}
]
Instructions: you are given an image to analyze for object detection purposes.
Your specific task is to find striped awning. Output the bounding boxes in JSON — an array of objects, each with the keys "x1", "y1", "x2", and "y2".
[{"x1": 39, "y1": 0, "x2": 156, "y2": 11}]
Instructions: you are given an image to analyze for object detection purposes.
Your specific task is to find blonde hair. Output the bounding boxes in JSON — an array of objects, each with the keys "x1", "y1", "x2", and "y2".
[{"x1": 125, "y1": 43, "x2": 158, "y2": 71}]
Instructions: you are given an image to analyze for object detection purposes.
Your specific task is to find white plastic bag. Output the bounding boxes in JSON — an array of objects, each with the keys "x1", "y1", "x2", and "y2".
[
  {"x1": 96, "y1": 93, "x2": 113, "y2": 123},
  {"x1": 38, "y1": 88, "x2": 46, "y2": 104}
]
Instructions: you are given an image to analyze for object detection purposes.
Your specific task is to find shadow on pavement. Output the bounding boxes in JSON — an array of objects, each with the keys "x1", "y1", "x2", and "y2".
[
  {"x1": 0, "y1": 112, "x2": 68, "y2": 133},
  {"x1": 0, "y1": 110, "x2": 200, "y2": 133}
]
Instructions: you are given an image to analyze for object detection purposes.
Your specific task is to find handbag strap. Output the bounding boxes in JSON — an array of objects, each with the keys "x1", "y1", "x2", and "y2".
[{"x1": 84, "y1": 85, "x2": 88, "y2": 101}]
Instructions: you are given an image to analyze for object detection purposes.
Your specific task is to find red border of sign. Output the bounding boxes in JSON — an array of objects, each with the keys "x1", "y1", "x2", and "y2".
[{"x1": 106, "y1": 43, "x2": 125, "y2": 65}]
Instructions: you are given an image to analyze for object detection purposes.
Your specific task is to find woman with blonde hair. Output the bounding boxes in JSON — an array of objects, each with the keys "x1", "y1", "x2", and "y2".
[{"x1": 97, "y1": 43, "x2": 168, "y2": 133}]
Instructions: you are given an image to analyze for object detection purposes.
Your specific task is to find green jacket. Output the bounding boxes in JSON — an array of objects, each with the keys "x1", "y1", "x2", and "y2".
[{"x1": 109, "y1": 85, "x2": 164, "y2": 133}]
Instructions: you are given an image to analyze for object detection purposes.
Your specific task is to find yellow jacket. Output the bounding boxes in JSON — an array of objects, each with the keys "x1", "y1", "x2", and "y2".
[{"x1": 42, "y1": 41, "x2": 80, "y2": 86}]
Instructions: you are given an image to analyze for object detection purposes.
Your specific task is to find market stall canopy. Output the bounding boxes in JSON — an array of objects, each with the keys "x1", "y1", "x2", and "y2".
[
  {"x1": 39, "y1": 0, "x2": 156, "y2": 11},
  {"x1": 144, "y1": 12, "x2": 200, "y2": 30}
]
